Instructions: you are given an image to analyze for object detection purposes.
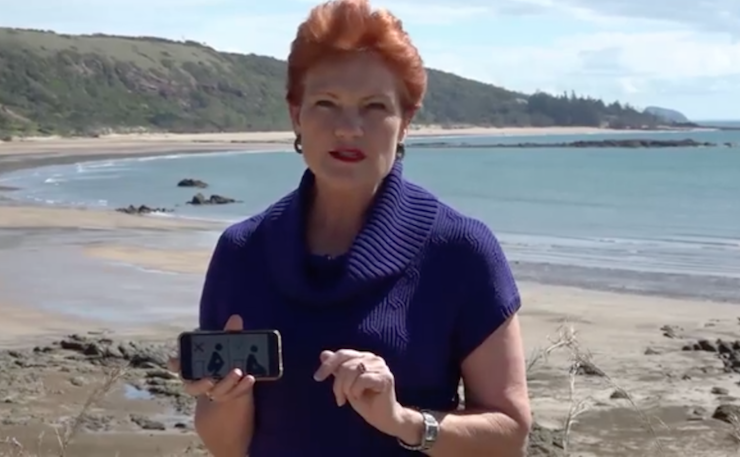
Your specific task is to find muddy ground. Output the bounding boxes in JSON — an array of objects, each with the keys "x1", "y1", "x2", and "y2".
[{"x1": 1, "y1": 324, "x2": 739, "y2": 457}]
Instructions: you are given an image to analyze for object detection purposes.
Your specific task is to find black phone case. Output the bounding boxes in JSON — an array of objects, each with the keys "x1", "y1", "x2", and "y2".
[{"x1": 178, "y1": 330, "x2": 283, "y2": 381}]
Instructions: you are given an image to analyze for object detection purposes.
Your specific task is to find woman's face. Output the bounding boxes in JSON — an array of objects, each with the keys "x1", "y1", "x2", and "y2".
[{"x1": 290, "y1": 52, "x2": 411, "y2": 192}]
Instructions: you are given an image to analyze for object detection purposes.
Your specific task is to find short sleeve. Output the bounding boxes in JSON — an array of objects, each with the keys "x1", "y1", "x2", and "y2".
[
  {"x1": 198, "y1": 230, "x2": 234, "y2": 331},
  {"x1": 453, "y1": 222, "x2": 521, "y2": 362}
]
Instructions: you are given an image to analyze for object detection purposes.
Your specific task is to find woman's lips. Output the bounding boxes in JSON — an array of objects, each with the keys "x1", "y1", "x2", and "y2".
[{"x1": 328, "y1": 148, "x2": 366, "y2": 163}]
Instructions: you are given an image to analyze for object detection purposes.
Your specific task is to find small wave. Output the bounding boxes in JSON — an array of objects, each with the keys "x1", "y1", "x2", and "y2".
[
  {"x1": 129, "y1": 148, "x2": 289, "y2": 163},
  {"x1": 500, "y1": 232, "x2": 740, "y2": 279},
  {"x1": 134, "y1": 153, "x2": 203, "y2": 162},
  {"x1": 146, "y1": 209, "x2": 242, "y2": 225},
  {"x1": 78, "y1": 160, "x2": 119, "y2": 169},
  {"x1": 130, "y1": 265, "x2": 182, "y2": 276},
  {"x1": 74, "y1": 163, "x2": 130, "y2": 176},
  {"x1": 62, "y1": 173, "x2": 124, "y2": 182}
]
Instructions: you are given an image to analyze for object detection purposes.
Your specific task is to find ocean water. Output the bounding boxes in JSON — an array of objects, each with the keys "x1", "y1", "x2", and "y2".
[{"x1": 1, "y1": 130, "x2": 739, "y2": 285}]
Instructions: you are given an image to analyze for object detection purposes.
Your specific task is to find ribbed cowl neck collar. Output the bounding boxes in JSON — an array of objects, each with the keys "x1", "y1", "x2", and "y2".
[{"x1": 262, "y1": 161, "x2": 438, "y2": 307}]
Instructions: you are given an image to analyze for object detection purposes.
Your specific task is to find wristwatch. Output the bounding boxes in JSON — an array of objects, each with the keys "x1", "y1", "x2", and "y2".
[{"x1": 397, "y1": 410, "x2": 439, "y2": 452}]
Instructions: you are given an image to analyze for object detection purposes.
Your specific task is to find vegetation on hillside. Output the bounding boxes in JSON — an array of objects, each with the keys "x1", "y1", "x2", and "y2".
[{"x1": 0, "y1": 28, "x2": 667, "y2": 137}]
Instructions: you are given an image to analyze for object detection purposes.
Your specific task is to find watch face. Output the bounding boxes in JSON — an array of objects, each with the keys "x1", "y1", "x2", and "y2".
[
  {"x1": 421, "y1": 411, "x2": 439, "y2": 447},
  {"x1": 397, "y1": 410, "x2": 441, "y2": 451}
]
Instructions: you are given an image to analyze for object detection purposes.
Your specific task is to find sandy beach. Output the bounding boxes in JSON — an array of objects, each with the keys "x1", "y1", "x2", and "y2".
[
  {"x1": 0, "y1": 126, "x2": 636, "y2": 150},
  {"x1": 0, "y1": 126, "x2": 636, "y2": 174},
  {"x1": 1, "y1": 128, "x2": 739, "y2": 457}
]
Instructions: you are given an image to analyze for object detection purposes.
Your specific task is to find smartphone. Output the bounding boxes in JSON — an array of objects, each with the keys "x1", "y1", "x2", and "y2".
[{"x1": 178, "y1": 329, "x2": 283, "y2": 381}]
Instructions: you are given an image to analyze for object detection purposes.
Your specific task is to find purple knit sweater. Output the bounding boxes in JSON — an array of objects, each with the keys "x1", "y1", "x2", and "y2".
[{"x1": 198, "y1": 161, "x2": 521, "y2": 456}]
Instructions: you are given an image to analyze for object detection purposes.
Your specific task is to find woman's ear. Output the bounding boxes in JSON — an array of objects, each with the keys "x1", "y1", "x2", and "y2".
[
  {"x1": 289, "y1": 104, "x2": 301, "y2": 135},
  {"x1": 398, "y1": 126, "x2": 408, "y2": 145},
  {"x1": 398, "y1": 109, "x2": 416, "y2": 143}
]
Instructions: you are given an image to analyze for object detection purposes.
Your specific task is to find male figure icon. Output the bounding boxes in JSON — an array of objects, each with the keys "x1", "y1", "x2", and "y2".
[{"x1": 246, "y1": 344, "x2": 267, "y2": 376}]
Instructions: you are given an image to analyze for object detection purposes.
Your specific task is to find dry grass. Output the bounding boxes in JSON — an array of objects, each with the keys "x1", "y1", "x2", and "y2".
[
  {"x1": 0, "y1": 358, "x2": 208, "y2": 457},
  {"x1": 726, "y1": 412, "x2": 740, "y2": 448},
  {"x1": 0, "y1": 365, "x2": 127, "y2": 457},
  {"x1": 526, "y1": 322, "x2": 669, "y2": 456},
  {"x1": 0, "y1": 364, "x2": 126, "y2": 457},
  {"x1": 2, "y1": 322, "x2": 734, "y2": 456}
]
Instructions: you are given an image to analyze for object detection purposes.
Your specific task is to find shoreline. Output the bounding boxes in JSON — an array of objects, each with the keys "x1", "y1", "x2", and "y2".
[
  {"x1": 0, "y1": 142, "x2": 286, "y2": 175},
  {"x1": 1, "y1": 127, "x2": 739, "y2": 456},
  {"x1": 0, "y1": 125, "x2": 656, "y2": 222},
  {"x1": 1, "y1": 127, "x2": 738, "y2": 308},
  {"x1": 0, "y1": 124, "x2": 691, "y2": 148},
  {"x1": 0, "y1": 124, "x2": 707, "y2": 177}
]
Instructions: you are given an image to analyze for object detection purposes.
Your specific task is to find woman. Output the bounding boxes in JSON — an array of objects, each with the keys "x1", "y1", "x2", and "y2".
[{"x1": 171, "y1": 0, "x2": 531, "y2": 455}]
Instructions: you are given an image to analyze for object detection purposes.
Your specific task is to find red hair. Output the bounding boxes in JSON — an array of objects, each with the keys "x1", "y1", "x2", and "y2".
[{"x1": 286, "y1": 0, "x2": 427, "y2": 112}]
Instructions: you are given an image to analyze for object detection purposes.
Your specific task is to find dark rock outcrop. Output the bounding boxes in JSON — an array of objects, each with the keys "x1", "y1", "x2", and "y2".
[
  {"x1": 115, "y1": 204, "x2": 172, "y2": 215},
  {"x1": 57, "y1": 333, "x2": 171, "y2": 369},
  {"x1": 712, "y1": 404, "x2": 740, "y2": 424},
  {"x1": 177, "y1": 178, "x2": 208, "y2": 188},
  {"x1": 130, "y1": 414, "x2": 166, "y2": 431},
  {"x1": 682, "y1": 338, "x2": 740, "y2": 373},
  {"x1": 186, "y1": 192, "x2": 239, "y2": 205},
  {"x1": 414, "y1": 138, "x2": 722, "y2": 149},
  {"x1": 527, "y1": 422, "x2": 565, "y2": 456}
]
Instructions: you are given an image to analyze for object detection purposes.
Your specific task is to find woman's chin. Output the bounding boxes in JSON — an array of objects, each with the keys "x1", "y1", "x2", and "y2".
[{"x1": 313, "y1": 165, "x2": 380, "y2": 191}]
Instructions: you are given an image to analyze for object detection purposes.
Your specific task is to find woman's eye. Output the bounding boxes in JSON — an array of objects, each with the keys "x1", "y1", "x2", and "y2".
[
  {"x1": 316, "y1": 100, "x2": 334, "y2": 107},
  {"x1": 366, "y1": 102, "x2": 386, "y2": 110}
]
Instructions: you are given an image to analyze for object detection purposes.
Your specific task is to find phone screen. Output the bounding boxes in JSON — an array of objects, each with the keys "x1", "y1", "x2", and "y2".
[{"x1": 180, "y1": 331, "x2": 281, "y2": 381}]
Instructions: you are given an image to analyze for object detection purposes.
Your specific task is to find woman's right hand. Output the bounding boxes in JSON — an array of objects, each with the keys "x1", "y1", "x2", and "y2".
[{"x1": 167, "y1": 314, "x2": 256, "y2": 403}]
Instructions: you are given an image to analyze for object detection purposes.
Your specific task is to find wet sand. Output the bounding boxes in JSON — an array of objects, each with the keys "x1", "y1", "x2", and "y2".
[
  {"x1": 1, "y1": 133, "x2": 739, "y2": 457},
  {"x1": 2, "y1": 223, "x2": 740, "y2": 457}
]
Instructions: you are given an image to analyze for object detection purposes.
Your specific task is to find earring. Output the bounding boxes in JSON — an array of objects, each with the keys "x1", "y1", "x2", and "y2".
[
  {"x1": 396, "y1": 142, "x2": 406, "y2": 159},
  {"x1": 294, "y1": 134, "x2": 302, "y2": 154}
]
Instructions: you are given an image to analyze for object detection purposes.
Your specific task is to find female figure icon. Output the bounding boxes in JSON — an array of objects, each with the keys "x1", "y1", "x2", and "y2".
[{"x1": 207, "y1": 343, "x2": 225, "y2": 376}]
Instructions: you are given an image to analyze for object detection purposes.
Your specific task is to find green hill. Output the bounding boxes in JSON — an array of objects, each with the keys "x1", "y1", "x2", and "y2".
[
  {"x1": 0, "y1": 27, "x2": 664, "y2": 137},
  {"x1": 644, "y1": 106, "x2": 690, "y2": 123}
]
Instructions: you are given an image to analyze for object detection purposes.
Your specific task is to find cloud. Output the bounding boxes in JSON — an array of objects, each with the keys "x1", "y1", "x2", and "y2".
[
  {"x1": 375, "y1": 0, "x2": 740, "y2": 34},
  {"x1": 15, "y1": 0, "x2": 230, "y2": 6},
  {"x1": 552, "y1": 0, "x2": 740, "y2": 35},
  {"x1": 5, "y1": 0, "x2": 739, "y2": 117},
  {"x1": 186, "y1": 13, "x2": 305, "y2": 57},
  {"x1": 358, "y1": 0, "x2": 738, "y2": 115},
  {"x1": 566, "y1": 31, "x2": 740, "y2": 80},
  {"x1": 372, "y1": 2, "x2": 491, "y2": 25},
  {"x1": 170, "y1": 0, "x2": 740, "y2": 117},
  {"x1": 292, "y1": 0, "x2": 494, "y2": 25},
  {"x1": 418, "y1": 27, "x2": 740, "y2": 115}
]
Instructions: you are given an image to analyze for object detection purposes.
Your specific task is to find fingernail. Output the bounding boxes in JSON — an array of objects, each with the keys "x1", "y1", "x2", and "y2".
[
  {"x1": 313, "y1": 372, "x2": 321, "y2": 381},
  {"x1": 234, "y1": 369, "x2": 243, "y2": 377}
]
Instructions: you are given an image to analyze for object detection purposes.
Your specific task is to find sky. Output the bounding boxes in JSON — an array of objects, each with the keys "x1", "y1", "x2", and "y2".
[{"x1": 4, "y1": 0, "x2": 740, "y2": 120}]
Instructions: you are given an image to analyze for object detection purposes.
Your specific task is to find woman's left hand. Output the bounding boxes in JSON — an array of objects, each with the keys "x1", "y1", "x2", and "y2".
[{"x1": 314, "y1": 349, "x2": 408, "y2": 437}]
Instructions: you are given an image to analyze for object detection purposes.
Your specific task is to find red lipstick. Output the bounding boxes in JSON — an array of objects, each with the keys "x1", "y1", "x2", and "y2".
[{"x1": 329, "y1": 147, "x2": 366, "y2": 163}]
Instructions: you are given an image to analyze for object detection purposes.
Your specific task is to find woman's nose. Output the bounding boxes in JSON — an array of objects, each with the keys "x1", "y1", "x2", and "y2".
[{"x1": 333, "y1": 108, "x2": 363, "y2": 139}]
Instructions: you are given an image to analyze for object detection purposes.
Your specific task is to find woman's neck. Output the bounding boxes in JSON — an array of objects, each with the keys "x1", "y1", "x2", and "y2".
[{"x1": 306, "y1": 182, "x2": 378, "y2": 257}]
